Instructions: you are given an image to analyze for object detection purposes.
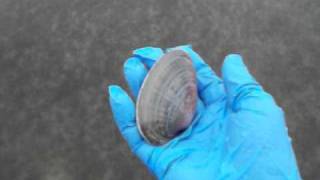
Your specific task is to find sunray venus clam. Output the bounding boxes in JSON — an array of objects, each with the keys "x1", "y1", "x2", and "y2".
[{"x1": 136, "y1": 50, "x2": 197, "y2": 146}]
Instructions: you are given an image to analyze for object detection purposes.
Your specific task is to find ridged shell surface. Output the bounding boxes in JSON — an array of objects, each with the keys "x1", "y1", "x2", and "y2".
[{"x1": 136, "y1": 50, "x2": 197, "y2": 146}]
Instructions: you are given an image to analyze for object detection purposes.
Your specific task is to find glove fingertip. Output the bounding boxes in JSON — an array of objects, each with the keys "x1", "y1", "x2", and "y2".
[
  {"x1": 123, "y1": 57, "x2": 147, "y2": 97},
  {"x1": 108, "y1": 85, "x2": 122, "y2": 102},
  {"x1": 222, "y1": 54, "x2": 247, "y2": 78},
  {"x1": 108, "y1": 85, "x2": 133, "y2": 106},
  {"x1": 133, "y1": 46, "x2": 164, "y2": 68},
  {"x1": 133, "y1": 46, "x2": 164, "y2": 58},
  {"x1": 108, "y1": 85, "x2": 136, "y2": 126},
  {"x1": 123, "y1": 57, "x2": 142, "y2": 70}
]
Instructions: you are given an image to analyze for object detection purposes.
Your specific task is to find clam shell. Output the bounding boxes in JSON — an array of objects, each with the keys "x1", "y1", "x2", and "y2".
[{"x1": 136, "y1": 50, "x2": 197, "y2": 146}]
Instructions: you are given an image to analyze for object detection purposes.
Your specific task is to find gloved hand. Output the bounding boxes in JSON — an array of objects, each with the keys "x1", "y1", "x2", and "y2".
[{"x1": 108, "y1": 45, "x2": 301, "y2": 180}]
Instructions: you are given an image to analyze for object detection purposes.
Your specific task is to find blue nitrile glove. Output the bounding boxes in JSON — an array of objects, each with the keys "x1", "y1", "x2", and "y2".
[{"x1": 108, "y1": 45, "x2": 301, "y2": 180}]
